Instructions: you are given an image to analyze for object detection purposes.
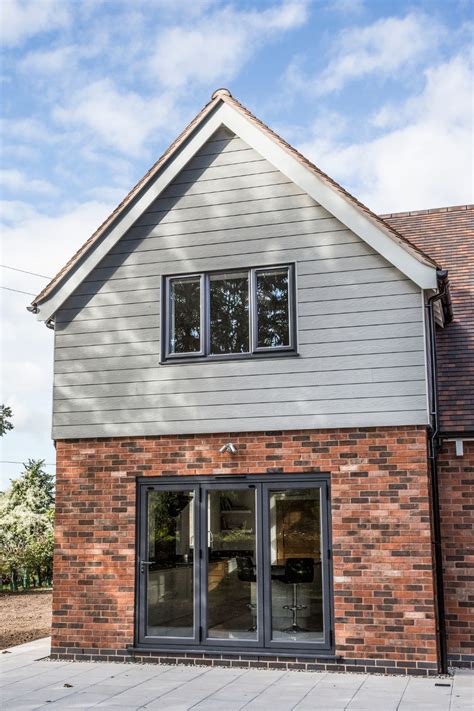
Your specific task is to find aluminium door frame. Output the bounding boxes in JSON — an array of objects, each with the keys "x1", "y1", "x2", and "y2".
[
  {"x1": 136, "y1": 473, "x2": 333, "y2": 654},
  {"x1": 200, "y1": 480, "x2": 264, "y2": 649},
  {"x1": 261, "y1": 479, "x2": 332, "y2": 651},
  {"x1": 137, "y1": 481, "x2": 201, "y2": 647}
]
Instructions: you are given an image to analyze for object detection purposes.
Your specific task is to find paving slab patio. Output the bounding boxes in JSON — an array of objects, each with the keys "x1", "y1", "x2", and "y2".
[{"x1": 1, "y1": 638, "x2": 473, "y2": 710}]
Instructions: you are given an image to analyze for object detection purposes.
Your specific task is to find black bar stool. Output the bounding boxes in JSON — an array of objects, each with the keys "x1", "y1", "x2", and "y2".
[{"x1": 281, "y1": 557, "x2": 314, "y2": 633}]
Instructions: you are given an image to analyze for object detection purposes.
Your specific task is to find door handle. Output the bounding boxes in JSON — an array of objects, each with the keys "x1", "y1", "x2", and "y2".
[{"x1": 140, "y1": 560, "x2": 154, "y2": 574}]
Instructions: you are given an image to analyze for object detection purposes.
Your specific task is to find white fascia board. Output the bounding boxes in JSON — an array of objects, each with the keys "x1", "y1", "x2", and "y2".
[
  {"x1": 36, "y1": 106, "x2": 228, "y2": 321},
  {"x1": 37, "y1": 99, "x2": 437, "y2": 321},
  {"x1": 218, "y1": 104, "x2": 438, "y2": 290}
]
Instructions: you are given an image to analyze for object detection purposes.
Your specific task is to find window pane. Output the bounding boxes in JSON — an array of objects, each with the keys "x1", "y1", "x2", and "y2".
[
  {"x1": 146, "y1": 490, "x2": 195, "y2": 638},
  {"x1": 256, "y1": 268, "x2": 290, "y2": 348},
  {"x1": 206, "y1": 489, "x2": 257, "y2": 640},
  {"x1": 210, "y1": 272, "x2": 249, "y2": 354},
  {"x1": 269, "y1": 488, "x2": 324, "y2": 643},
  {"x1": 169, "y1": 277, "x2": 201, "y2": 354}
]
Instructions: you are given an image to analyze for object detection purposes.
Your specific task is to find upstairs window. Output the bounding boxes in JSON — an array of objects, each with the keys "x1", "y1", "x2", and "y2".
[{"x1": 163, "y1": 265, "x2": 295, "y2": 361}]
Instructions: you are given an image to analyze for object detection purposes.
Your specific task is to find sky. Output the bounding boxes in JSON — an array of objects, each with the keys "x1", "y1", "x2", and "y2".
[{"x1": 0, "y1": 0, "x2": 473, "y2": 489}]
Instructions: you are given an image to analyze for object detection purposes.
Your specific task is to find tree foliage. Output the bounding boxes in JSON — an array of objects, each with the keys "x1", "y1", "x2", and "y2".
[
  {"x1": 0, "y1": 404, "x2": 14, "y2": 436},
  {"x1": 0, "y1": 459, "x2": 55, "y2": 589}
]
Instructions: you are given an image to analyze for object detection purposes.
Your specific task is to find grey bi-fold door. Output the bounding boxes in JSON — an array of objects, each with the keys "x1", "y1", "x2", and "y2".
[{"x1": 137, "y1": 475, "x2": 332, "y2": 652}]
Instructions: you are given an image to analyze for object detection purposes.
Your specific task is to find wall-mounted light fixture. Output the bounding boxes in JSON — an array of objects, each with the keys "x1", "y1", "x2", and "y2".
[{"x1": 219, "y1": 442, "x2": 237, "y2": 454}]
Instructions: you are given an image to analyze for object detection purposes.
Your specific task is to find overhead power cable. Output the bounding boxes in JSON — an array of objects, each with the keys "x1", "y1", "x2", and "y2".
[
  {"x1": 0, "y1": 264, "x2": 52, "y2": 279},
  {"x1": 1, "y1": 286, "x2": 36, "y2": 296}
]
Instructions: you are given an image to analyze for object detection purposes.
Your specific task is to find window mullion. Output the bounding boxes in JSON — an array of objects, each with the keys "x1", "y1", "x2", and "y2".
[
  {"x1": 250, "y1": 268, "x2": 256, "y2": 354},
  {"x1": 202, "y1": 272, "x2": 209, "y2": 357}
]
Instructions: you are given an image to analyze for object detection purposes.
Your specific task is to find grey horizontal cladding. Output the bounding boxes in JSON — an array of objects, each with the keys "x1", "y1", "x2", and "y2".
[
  {"x1": 53, "y1": 394, "x2": 427, "y2": 426},
  {"x1": 299, "y1": 322, "x2": 422, "y2": 345},
  {"x1": 77, "y1": 253, "x2": 376, "y2": 293},
  {"x1": 53, "y1": 129, "x2": 428, "y2": 436},
  {"x1": 53, "y1": 409, "x2": 429, "y2": 440},
  {"x1": 55, "y1": 327, "x2": 160, "y2": 348},
  {"x1": 54, "y1": 350, "x2": 425, "y2": 387},
  {"x1": 161, "y1": 169, "x2": 289, "y2": 198},
  {"x1": 79, "y1": 253, "x2": 389, "y2": 287},
  {"x1": 151, "y1": 181, "x2": 305, "y2": 212},
  {"x1": 108, "y1": 240, "x2": 372, "y2": 275},
  {"x1": 53, "y1": 336, "x2": 424, "y2": 374},
  {"x1": 298, "y1": 266, "x2": 397, "y2": 289},
  {"x1": 55, "y1": 313, "x2": 159, "y2": 334},
  {"x1": 54, "y1": 319, "x2": 422, "y2": 362},
  {"x1": 144, "y1": 191, "x2": 317, "y2": 223},
  {"x1": 299, "y1": 307, "x2": 422, "y2": 330},
  {"x1": 98, "y1": 247, "x2": 381, "y2": 273},
  {"x1": 299, "y1": 279, "x2": 416, "y2": 303},
  {"x1": 55, "y1": 339, "x2": 159, "y2": 361},
  {"x1": 54, "y1": 365, "x2": 426, "y2": 400},
  {"x1": 117, "y1": 218, "x2": 350, "y2": 253},
  {"x1": 53, "y1": 380, "x2": 426, "y2": 413},
  {"x1": 184, "y1": 146, "x2": 261, "y2": 171},
  {"x1": 55, "y1": 300, "x2": 159, "y2": 324},
  {"x1": 134, "y1": 203, "x2": 331, "y2": 232},
  {"x1": 63, "y1": 287, "x2": 160, "y2": 310},
  {"x1": 171, "y1": 159, "x2": 274, "y2": 185},
  {"x1": 298, "y1": 255, "x2": 388, "y2": 275},
  {"x1": 194, "y1": 135, "x2": 248, "y2": 157},
  {"x1": 298, "y1": 292, "x2": 421, "y2": 316}
]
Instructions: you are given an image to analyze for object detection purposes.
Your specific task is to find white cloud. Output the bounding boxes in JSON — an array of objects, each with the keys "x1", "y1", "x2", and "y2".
[
  {"x1": 0, "y1": 169, "x2": 57, "y2": 195},
  {"x1": 297, "y1": 53, "x2": 474, "y2": 212},
  {"x1": 18, "y1": 45, "x2": 78, "y2": 74},
  {"x1": 53, "y1": 79, "x2": 180, "y2": 156},
  {"x1": 0, "y1": 0, "x2": 70, "y2": 48},
  {"x1": 287, "y1": 13, "x2": 444, "y2": 96},
  {"x1": 329, "y1": 0, "x2": 365, "y2": 13},
  {"x1": 150, "y1": 2, "x2": 307, "y2": 88}
]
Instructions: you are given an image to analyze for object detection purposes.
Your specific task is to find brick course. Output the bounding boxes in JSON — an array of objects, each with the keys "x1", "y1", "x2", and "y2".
[
  {"x1": 52, "y1": 426, "x2": 439, "y2": 674},
  {"x1": 438, "y1": 439, "x2": 474, "y2": 669}
]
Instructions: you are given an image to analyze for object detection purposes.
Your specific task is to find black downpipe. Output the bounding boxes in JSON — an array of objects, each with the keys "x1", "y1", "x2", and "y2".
[{"x1": 426, "y1": 272, "x2": 449, "y2": 674}]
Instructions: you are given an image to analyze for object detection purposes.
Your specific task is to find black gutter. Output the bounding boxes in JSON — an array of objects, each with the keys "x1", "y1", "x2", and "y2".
[{"x1": 425, "y1": 269, "x2": 450, "y2": 674}]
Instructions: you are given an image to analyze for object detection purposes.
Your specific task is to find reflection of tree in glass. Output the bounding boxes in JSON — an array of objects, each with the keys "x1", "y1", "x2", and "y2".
[
  {"x1": 170, "y1": 279, "x2": 200, "y2": 353},
  {"x1": 210, "y1": 273, "x2": 249, "y2": 354},
  {"x1": 148, "y1": 492, "x2": 192, "y2": 560},
  {"x1": 257, "y1": 270, "x2": 289, "y2": 347}
]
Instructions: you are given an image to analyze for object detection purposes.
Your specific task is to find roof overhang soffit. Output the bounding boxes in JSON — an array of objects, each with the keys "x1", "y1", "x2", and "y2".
[{"x1": 34, "y1": 99, "x2": 438, "y2": 321}]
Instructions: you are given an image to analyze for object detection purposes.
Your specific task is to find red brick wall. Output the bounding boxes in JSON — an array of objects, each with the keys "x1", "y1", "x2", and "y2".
[
  {"x1": 53, "y1": 426, "x2": 438, "y2": 669},
  {"x1": 438, "y1": 439, "x2": 474, "y2": 666}
]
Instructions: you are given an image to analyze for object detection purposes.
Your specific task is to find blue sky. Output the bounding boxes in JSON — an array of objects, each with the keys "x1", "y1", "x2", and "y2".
[{"x1": 1, "y1": 0, "x2": 473, "y2": 488}]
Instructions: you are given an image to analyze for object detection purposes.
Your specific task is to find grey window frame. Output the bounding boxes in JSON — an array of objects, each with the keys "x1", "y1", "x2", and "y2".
[
  {"x1": 161, "y1": 264, "x2": 297, "y2": 362},
  {"x1": 164, "y1": 273, "x2": 206, "y2": 359},
  {"x1": 135, "y1": 473, "x2": 333, "y2": 656}
]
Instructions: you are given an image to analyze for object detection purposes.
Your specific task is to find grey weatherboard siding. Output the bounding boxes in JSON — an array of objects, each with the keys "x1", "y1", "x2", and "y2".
[{"x1": 52, "y1": 126, "x2": 428, "y2": 439}]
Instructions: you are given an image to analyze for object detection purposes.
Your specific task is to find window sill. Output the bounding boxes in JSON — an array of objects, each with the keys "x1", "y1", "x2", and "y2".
[{"x1": 160, "y1": 351, "x2": 300, "y2": 365}]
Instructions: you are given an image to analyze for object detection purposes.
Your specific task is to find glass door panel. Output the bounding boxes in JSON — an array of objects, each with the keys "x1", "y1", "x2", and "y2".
[
  {"x1": 205, "y1": 487, "x2": 258, "y2": 641},
  {"x1": 145, "y1": 489, "x2": 196, "y2": 639},
  {"x1": 268, "y1": 487, "x2": 324, "y2": 643}
]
